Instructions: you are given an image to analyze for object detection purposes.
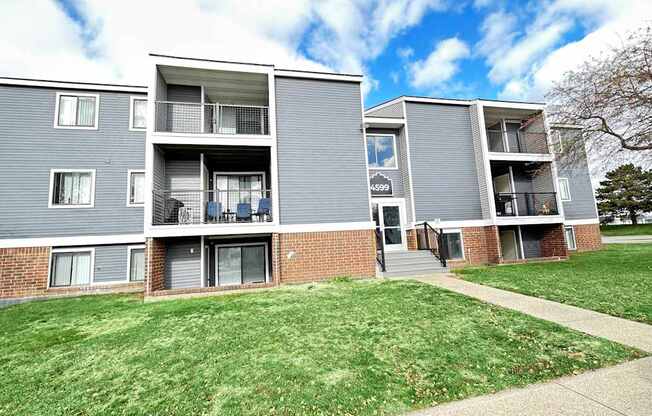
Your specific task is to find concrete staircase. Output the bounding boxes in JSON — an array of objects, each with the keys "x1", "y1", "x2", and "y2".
[{"x1": 380, "y1": 250, "x2": 448, "y2": 277}]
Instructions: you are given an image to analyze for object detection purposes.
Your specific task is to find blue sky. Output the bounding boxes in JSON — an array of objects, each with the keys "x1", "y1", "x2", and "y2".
[{"x1": 0, "y1": 0, "x2": 649, "y2": 110}]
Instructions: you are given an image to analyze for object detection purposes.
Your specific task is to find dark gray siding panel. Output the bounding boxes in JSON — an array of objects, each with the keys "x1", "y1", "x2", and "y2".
[
  {"x1": 555, "y1": 129, "x2": 599, "y2": 220},
  {"x1": 93, "y1": 245, "x2": 128, "y2": 283},
  {"x1": 166, "y1": 85, "x2": 201, "y2": 103},
  {"x1": 165, "y1": 238, "x2": 201, "y2": 289},
  {"x1": 406, "y1": 103, "x2": 483, "y2": 221},
  {"x1": 0, "y1": 85, "x2": 145, "y2": 238},
  {"x1": 275, "y1": 77, "x2": 370, "y2": 224}
]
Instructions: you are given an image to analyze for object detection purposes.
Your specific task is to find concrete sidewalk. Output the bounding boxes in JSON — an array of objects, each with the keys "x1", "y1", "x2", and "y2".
[
  {"x1": 602, "y1": 235, "x2": 652, "y2": 244},
  {"x1": 411, "y1": 274, "x2": 652, "y2": 352},
  {"x1": 408, "y1": 357, "x2": 652, "y2": 416}
]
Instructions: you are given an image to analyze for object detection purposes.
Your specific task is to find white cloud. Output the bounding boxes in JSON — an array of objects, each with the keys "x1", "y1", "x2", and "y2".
[
  {"x1": 397, "y1": 47, "x2": 415, "y2": 59},
  {"x1": 408, "y1": 37, "x2": 470, "y2": 89},
  {"x1": 0, "y1": 0, "x2": 444, "y2": 96}
]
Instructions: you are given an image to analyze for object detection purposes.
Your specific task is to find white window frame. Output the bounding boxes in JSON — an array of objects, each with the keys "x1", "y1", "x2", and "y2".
[
  {"x1": 48, "y1": 169, "x2": 96, "y2": 208},
  {"x1": 558, "y1": 177, "x2": 572, "y2": 202},
  {"x1": 126, "y1": 244, "x2": 146, "y2": 282},
  {"x1": 47, "y1": 247, "x2": 95, "y2": 288},
  {"x1": 213, "y1": 242, "x2": 270, "y2": 286},
  {"x1": 442, "y1": 228, "x2": 465, "y2": 260},
  {"x1": 129, "y1": 96, "x2": 147, "y2": 131},
  {"x1": 53, "y1": 92, "x2": 100, "y2": 130},
  {"x1": 564, "y1": 226, "x2": 577, "y2": 251},
  {"x1": 365, "y1": 134, "x2": 398, "y2": 170},
  {"x1": 126, "y1": 169, "x2": 145, "y2": 207}
]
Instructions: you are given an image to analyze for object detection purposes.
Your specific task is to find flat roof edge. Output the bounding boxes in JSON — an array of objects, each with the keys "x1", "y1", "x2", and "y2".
[{"x1": 0, "y1": 77, "x2": 147, "y2": 93}]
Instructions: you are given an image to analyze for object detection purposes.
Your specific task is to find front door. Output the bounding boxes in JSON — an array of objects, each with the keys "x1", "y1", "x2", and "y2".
[
  {"x1": 499, "y1": 229, "x2": 519, "y2": 260},
  {"x1": 373, "y1": 200, "x2": 406, "y2": 252}
]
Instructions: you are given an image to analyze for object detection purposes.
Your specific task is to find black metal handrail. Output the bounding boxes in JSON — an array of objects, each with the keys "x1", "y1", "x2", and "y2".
[
  {"x1": 374, "y1": 228, "x2": 386, "y2": 272},
  {"x1": 414, "y1": 222, "x2": 447, "y2": 267},
  {"x1": 494, "y1": 192, "x2": 558, "y2": 217}
]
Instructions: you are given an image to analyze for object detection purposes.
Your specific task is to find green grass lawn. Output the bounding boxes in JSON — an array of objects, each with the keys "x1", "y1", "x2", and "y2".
[
  {"x1": 0, "y1": 280, "x2": 643, "y2": 415},
  {"x1": 458, "y1": 244, "x2": 652, "y2": 324},
  {"x1": 601, "y1": 223, "x2": 652, "y2": 236}
]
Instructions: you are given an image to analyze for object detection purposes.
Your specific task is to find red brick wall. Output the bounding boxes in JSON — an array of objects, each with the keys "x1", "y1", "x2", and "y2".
[
  {"x1": 452, "y1": 226, "x2": 501, "y2": 267},
  {"x1": 275, "y1": 230, "x2": 376, "y2": 284},
  {"x1": 145, "y1": 238, "x2": 166, "y2": 294},
  {"x1": 406, "y1": 229, "x2": 417, "y2": 250},
  {"x1": 541, "y1": 224, "x2": 569, "y2": 258},
  {"x1": 573, "y1": 223, "x2": 602, "y2": 252},
  {"x1": 0, "y1": 247, "x2": 50, "y2": 298},
  {"x1": 271, "y1": 233, "x2": 281, "y2": 285}
]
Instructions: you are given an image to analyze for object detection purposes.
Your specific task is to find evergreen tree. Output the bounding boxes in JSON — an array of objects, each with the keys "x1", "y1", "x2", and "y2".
[{"x1": 596, "y1": 164, "x2": 652, "y2": 225}]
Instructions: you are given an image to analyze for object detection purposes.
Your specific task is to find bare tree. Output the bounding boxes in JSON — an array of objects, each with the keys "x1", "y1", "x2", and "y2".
[{"x1": 547, "y1": 26, "x2": 652, "y2": 159}]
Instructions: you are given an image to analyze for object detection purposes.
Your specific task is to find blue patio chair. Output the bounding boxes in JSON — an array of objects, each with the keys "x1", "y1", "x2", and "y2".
[
  {"x1": 206, "y1": 201, "x2": 222, "y2": 223},
  {"x1": 254, "y1": 198, "x2": 272, "y2": 222},
  {"x1": 236, "y1": 203, "x2": 252, "y2": 222}
]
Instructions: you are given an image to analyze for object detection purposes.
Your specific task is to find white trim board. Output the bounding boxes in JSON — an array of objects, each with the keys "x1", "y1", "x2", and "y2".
[
  {"x1": 564, "y1": 218, "x2": 599, "y2": 225},
  {"x1": 274, "y1": 69, "x2": 362, "y2": 83},
  {"x1": 0, "y1": 234, "x2": 145, "y2": 249},
  {"x1": 0, "y1": 77, "x2": 146, "y2": 93}
]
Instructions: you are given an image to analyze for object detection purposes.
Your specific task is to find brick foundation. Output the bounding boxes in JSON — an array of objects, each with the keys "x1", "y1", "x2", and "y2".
[
  {"x1": 406, "y1": 229, "x2": 417, "y2": 250},
  {"x1": 0, "y1": 247, "x2": 50, "y2": 298},
  {"x1": 448, "y1": 226, "x2": 501, "y2": 268},
  {"x1": 275, "y1": 230, "x2": 376, "y2": 284},
  {"x1": 573, "y1": 224, "x2": 602, "y2": 252},
  {"x1": 541, "y1": 224, "x2": 569, "y2": 258},
  {"x1": 145, "y1": 238, "x2": 166, "y2": 294},
  {"x1": 1, "y1": 246, "x2": 144, "y2": 301}
]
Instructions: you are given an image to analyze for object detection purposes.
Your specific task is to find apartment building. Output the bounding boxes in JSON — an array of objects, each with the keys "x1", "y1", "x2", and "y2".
[
  {"x1": 365, "y1": 97, "x2": 601, "y2": 275},
  {"x1": 0, "y1": 54, "x2": 601, "y2": 303}
]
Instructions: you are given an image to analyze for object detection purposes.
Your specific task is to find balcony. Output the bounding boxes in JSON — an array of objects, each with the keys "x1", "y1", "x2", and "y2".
[
  {"x1": 153, "y1": 64, "x2": 270, "y2": 138},
  {"x1": 495, "y1": 192, "x2": 558, "y2": 217},
  {"x1": 154, "y1": 102, "x2": 269, "y2": 135},
  {"x1": 153, "y1": 189, "x2": 272, "y2": 225},
  {"x1": 486, "y1": 129, "x2": 548, "y2": 154},
  {"x1": 483, "y1": 107, "x2": 550, "y2": 156}
]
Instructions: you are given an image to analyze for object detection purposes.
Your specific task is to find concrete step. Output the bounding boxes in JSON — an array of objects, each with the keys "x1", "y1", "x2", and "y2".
[
  {"x1": 381, "y1": 266, "x2": 449, "y2": 278},
  {"x1": 385, "y1": 256, "x2": 442, "y2": 267}
]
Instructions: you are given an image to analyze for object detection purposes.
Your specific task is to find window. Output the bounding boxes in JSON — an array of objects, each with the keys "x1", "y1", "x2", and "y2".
[
  {"x1": 216, "y1": 244, "x2": 267, "y2": 286},
  {"x1": 442, "y1": 230, "x2": 464, "y2": 259},
  {"x1": 366, "y1": 135, "x2": 397, "y2": 169},
  {"x1": 127, "y1": 246, "x2": 145, "y2": 281},
  {"x1": 55, "y1": 93, "x2": 99, "y2": 128},
  {"x1": 50, "y1": 249, "x2": 94, "y2": 287},
  {"x1": 49, "y1": 169, "x2": 95, "y2": 208},
  {"x1": 127, "y1": 170, "x2": 145, "y2": 207},
  {"x1": 551, "y1": 130, "x2": 563, "y2": 153},
  {"x1": 214, "y1": 172, "x2": 265, "y2": 213},
  {"x1": 130, "y1": 96, "x2": 147, "y2": 130},
  {"x1": 564, "y1": 226, "x2": 577, "y2": 250},
  {"x1": 558, "y1": 178, "x2": 571, "y2": 201}
]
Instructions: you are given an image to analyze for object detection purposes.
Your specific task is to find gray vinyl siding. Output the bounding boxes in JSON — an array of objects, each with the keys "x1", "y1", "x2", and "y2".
[
  {"x1": 470, "y1": 104, "x2": 491, "y2": 218},
  {"x1": 166, "y1": 85, "x2": 201, "y2": 103},
  {"x1": 93, "y1": 245, "x2": 129, "y2": 283},
  {"x1": 519, "y1": 227, "x2": 542, "y2": 258},
  {"x1": 165, "y1": 238, "x2": 201, "y2": 289},
  {"x1": 275, "y1": 77, "x2": 370, "y2": 224},
  {"x1": 406, "y1": 102, "x2": 483, "y2": 221},
  {"x1": 0, "y1": 85, "x2": 145, "y2": 239},
  {"x1": 52, "y1": 244, "x2": 136, "y2": 284},
  {"x1": 554, "y1": 128, "x2": 599, "y2": 220},
  {"x1": 365, "y1": 101, "x2": 404, "y2": 118},
  {"x1": 367, "y1": 128, "x2": 405, "y2": 199},
  {"x1": 165, "y1": 159, "x2": 200, "y2": 189}
]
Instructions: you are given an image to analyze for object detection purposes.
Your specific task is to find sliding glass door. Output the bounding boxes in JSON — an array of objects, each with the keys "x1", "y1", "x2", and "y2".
[
  {"x1": 214, "y1": 173, "x2": 264, "y2": 213},
  {"x1": 216, "y1": 244, "x2": 267, "y2": 286}
]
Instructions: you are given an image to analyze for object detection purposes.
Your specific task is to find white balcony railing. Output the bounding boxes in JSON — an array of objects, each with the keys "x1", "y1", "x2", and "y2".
[{"x1": 154, "y1": 101, "x2": 269, "y2": 135}]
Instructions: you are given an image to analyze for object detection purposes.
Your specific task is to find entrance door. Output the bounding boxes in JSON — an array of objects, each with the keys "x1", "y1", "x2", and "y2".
[
  {"x1": 499, "y1": 229, "x2": 519, "y2": 260},
  {"x1": 373, "y1": 200, "x2": 406, "y2": 252}
]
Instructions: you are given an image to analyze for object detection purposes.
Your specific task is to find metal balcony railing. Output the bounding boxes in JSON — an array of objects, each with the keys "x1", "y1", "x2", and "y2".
[
  {"x1": 486, "y1": 130, "x2": 549, "y2": 154},
  {"x1": 154, "y1": 101, "x2": 269, "y2": 135},
  {"x1": 153, "y1": 189, "x2": 272, "y2": 225},
  {"x1": 495, "y1": 192, "x2": 559, "y2": 217}
]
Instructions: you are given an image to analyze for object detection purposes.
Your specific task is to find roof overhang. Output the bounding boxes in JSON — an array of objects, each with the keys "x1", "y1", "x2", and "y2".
[{"x1": 364, "y1": 116, "x2": 406, "y2": 129}]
